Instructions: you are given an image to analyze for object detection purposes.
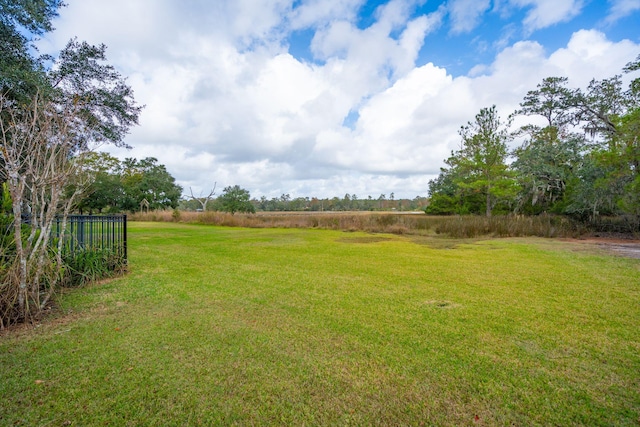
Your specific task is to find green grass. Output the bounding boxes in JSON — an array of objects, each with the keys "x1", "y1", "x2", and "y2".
[{"x1": 1, "y1": 222, "x2": 639, "y2": 426}]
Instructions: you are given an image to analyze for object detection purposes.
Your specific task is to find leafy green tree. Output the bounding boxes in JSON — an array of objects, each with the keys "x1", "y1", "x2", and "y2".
[
  {"x1": 425, "y1": 165, "x2": 461, "y2": 215},
  {"x1": 49, "y1": 39, "x2": 143, "y2": 148},
  {"x1": 1, "y1": 8, "x2": 142, "y2": 191},
  {"x1": 512, "y1": 128, "x2": 585, "y2": 214},
  {"x1": 598, "y1": 56, "x2": 640, "y2": 217},
  {"x1": 513, "y1": 78, "x2": 586, "y2": 214},
  {"x1": 1, "y1": 3, "x2": 141, "y2": 149},
  {"x1": 568, "y1": 56, "x2": 640, "y2": 219},
  {"x1": 0, "y1": 0, "x2": 60, "y2": 102},
  {"x1": 624, "y1": 54, "x2": 640, "y2": 103},
  {"x1": 432, "y1": 106, "x2": 517, "y2": 216},
  {"x1": 217, "y1": 185, "x2": 255, "y2": 214},
  {"x1": 71, "y1": 152, "x2": 122, "y2": 213},
  {"x1": 595, "y1": 107, "x2": 640, "y2": 217},
  {"x1": 518, "y1": 77, "x2": 577, "y2": 129},
  {"x1": 574, "y1": 75, "x2": 626, "y2": 138},
  {"x1": 457, "y1": 106, "x2": 517, "y2": 216},
  {"x1": 119, "y1": 157, "x2": 182, "y2": 211},
  {"x1": 289, "y1": 197, "x2": 308, "y2": 211},
  {"x1": 564, "y1": 153, "x2": 620, "y2": 219}
]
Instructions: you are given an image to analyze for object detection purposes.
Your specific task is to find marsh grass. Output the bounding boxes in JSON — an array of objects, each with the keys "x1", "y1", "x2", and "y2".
[
  {"x1": 1, "y1": 223, "x2": 639, "y2": 426},
  {"x1": 131, "y1": 210, "x2": 587, "y2": 238}
]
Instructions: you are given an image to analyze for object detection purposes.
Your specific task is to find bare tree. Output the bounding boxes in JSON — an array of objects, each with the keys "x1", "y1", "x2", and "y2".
[
  {"x1": 0, "y1": 93, "x2": 87, "y2": 326},
  {"x1": 188, "y1": 183, "x2": 216, "y2": 211}
]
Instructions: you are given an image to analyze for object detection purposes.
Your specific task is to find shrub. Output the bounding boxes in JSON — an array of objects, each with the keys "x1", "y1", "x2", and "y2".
[{"x1": 62, "y1": 248, "x2": 126, "y2": 287}]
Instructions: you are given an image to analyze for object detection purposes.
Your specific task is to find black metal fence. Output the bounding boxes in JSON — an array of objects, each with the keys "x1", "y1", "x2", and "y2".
[{"x1": 52, "y1": 215, "x2": 127, "y2": 260}]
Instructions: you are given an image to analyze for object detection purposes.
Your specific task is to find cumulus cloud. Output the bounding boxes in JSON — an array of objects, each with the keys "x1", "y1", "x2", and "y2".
[
  {"x1": 606, "y1": 0, "x2": 640, "y2": 23},
  {"x1": 509, "y1": 0, "x2": 584, "y2": 32},
  {"x1": 39, "y1": 1, "x2": 639, "y2": 198},
  {"x1": 315, "y1": 29, "x2": 638, "y2": 178},
  {"x1": 448, "y1": 0, "x2": 491, "y2": 33},
  {"x1": 288, "y1": 0, "x2": 365, "y2": 30}
]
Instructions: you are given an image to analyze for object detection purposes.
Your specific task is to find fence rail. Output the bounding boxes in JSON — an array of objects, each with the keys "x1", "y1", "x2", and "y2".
[{"x1": 52, "y1": 215, "x2": 127, "y2": 260}]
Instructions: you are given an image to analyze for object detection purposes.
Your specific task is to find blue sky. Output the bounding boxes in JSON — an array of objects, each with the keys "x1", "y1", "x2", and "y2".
[
  {"x1": 285, "y1": 0, "x2": 638, "y2": 75},
  {"x1": 40, "y1": 0, "x2": 640, "y2": 199}
]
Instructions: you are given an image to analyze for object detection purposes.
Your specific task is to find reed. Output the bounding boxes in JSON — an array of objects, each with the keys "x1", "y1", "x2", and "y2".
[{"x1": 129, "y1": 210, "x2": 587, "y2": 238}]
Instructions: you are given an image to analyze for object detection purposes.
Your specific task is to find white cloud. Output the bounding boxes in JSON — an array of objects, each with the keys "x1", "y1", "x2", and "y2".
[
  {"x1": 509, "y1": 0, "x2": 584, "y2": 32},
  {"x1": 400, "y1": 6, "x2": 446, "y2": 62},
  {"x1": 448, "y1": 0, "x2": 491, "y2": 33},
  {"x1": 288, "y1": 0, "x2": 364, "y2": 30},
  {"x1": 606, "y1": 0, "x2": 640, "y2": 23},
  {"x1": 309, "y1": 0, "x2": 445, "y2": 92},
  {"x1": 547, "y1": 30, "x2": 639, "y2": 86},
  {"x1": 310, "y1": 28, "x2": 637, "y2": 180},
  {"x1": 39, "y1": 2, "x2": 639, "y2": 199}
]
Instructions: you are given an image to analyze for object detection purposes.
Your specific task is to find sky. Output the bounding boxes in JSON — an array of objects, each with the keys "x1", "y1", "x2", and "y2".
[{"x1": 38, "y1": 0, "x2": 640, "y2": 199}]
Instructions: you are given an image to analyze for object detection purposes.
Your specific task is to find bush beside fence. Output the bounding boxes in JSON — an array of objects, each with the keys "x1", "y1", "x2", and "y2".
[{"x1": 1, "y1": 214, "x2": 127, "y2": 328}]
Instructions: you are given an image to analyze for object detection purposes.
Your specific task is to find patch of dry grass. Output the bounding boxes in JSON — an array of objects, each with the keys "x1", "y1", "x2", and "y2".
[{"x1": 132, "y1": 210, "x2": 589, "y2": 238}]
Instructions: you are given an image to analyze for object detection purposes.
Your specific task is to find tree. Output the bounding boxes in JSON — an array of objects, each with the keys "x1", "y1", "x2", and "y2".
[
  {"x1": 517, "y1": 77, "x2": 577, "y2": 129},
  {"x1": 1, "y1": 4, "x2": 142, "y2": 149},
  {"x1": 119, "y1": 157, "x2": 182, "y2": 211},
  {"x1": 512, "y1": 128, "x2": 585, "y2": 214},
  {"x1": 591, "y1": 56, "x2": 640, "y2": 218},
  {"x1": 1, "y1": 93, "x2": 85, "y2": 324},
  {"x1": 425, "y1": 165, "x2": 461, "y2": 215},
  {"x1": 624, "y1": 54, "x2": 640, "y2": 104},
  {"x1": 48, "y1": 39, "x2": 143, "y2": 148},
  {"x1": 289, "y1": 197, "x2": 308, "y2": 211},
  {"x1": 574, "y1": 75, "x2": 626, "y2": 138},
  {"x1": 566, "y1": 57, "x2": 640, "y2": 219},
  {"x1": 513, "y1": 78, "x2": 586, "y2": 214},
  {"x1": 72, "y1": 152, "x2": 122, "y2": 213},
  {"x1": 188, "y1": 183, "x2": 216, "y2": 211},
  {"x1": 594, "y1": 107, "x2": 640, "y2": 218},
  {"x1": 563, "y1": 152, "x2": 620, "y2": 219},
  {"x1": 0, "y1": 0, "x2": 61, "y2": 102},
  {"x1": 217, "y1": 185, "x2": 255, "y2": 214},
  {"x1": 446, "y1": 106, "x2": 517, "y2": 216},
  {"x1": 1, "y1": 2, "x2": 143, "y2": 327}
]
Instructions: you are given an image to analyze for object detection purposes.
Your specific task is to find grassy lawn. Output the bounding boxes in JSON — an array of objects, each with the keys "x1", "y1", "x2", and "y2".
[{"x1": 1, "y1": 222, "x2": 639, "y2": 426}]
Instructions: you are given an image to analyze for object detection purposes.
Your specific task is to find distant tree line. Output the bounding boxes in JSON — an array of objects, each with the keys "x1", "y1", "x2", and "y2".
[
  {"x1": 427, "y1": 55, "x2": 640, "y2": 226},
  {"x1": 180, "y1": 192, "x2": 429, "y2": 212}
]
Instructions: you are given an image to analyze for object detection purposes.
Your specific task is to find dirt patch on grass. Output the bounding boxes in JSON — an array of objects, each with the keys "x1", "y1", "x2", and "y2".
[
  {"x1": 423, "y1": 300, "x2": 461, "y2": 309},
  {"x1": 561, "y1": 237, "x2": 640, "y2": 259},
  {"x1": 0, "y1": 279, "x2": 123, "y2": 337},
  {"x1": 406, "y1": 235, "x2": 485, "y2": 249},
  {"x1": 603, "y1": 244, "x2": 640, "y2": 259},
  {"x1": 337, "y1": 236, "x2": 393, "y2": 244},
  {"x1": 0, "y1": 305, "x2": 77, "y2": 337}
]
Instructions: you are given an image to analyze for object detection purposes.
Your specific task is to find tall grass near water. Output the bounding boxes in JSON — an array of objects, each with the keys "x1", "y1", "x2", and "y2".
[
  {"x1": 430, "y1": 214, "x2": 583, "y2": 238},
  {"x1": 132, "y1": 210, "x2": 586, "y2": 238}
]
